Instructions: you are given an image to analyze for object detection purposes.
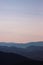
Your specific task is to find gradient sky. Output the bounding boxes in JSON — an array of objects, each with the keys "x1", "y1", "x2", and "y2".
[{"x1": 0, "y1": 0, "x2": 43, "y2": 43}]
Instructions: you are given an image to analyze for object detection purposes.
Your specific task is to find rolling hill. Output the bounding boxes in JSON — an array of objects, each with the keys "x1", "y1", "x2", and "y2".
[
  {"x1": 0, "y1": 51, "x2": 43, "y2": 65},
  {"x1": 0, "y1": 42, "x2": 43, "y2": 62}
]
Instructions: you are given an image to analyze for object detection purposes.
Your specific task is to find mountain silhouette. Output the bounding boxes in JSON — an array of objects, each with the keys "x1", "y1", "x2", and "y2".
[
  {"x1": 0, "y1": 41, "x2": 43, "y2": 48},
  {"x1": 0, "y1": 42, "x2": 43, "y2": 63},
  {"x1": 0, "y1": 51, "x2": 43, "y2": 65}
]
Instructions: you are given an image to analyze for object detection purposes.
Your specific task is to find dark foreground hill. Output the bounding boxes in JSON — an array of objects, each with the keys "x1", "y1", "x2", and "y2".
[{"x1": 0, "y1": 51, "x2": 43, "y2": 65}]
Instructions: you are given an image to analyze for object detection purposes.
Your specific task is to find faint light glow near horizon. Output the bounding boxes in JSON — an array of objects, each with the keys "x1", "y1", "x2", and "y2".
[{"x1": 0, "y1": 0, "x2": 43, "y2": 43}]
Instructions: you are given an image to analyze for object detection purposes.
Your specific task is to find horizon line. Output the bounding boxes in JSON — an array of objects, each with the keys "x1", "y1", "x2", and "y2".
[{"x1": 0, "y1": 41, "x2": 43, "y2": 44}]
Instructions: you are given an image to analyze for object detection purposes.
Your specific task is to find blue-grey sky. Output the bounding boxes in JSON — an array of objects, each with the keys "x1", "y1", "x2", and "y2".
[{"x1": 0, "y1": 0, "x2": 43, "y2": 42}]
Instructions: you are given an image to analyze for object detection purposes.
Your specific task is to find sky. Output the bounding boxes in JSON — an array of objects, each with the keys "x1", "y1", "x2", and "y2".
[{"x1": 0, "y1": 0, "x2": 43, "y2": 43}]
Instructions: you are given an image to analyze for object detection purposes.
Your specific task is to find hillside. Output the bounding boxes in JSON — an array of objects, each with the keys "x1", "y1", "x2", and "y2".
[{"x1": 0, "y1": 51, "x2": 43, "y2": 65}]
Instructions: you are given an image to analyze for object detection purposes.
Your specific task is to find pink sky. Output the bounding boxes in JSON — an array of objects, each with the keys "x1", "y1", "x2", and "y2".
[{"x1": 0, "y1": 0, "x2": 43, "y2": 43}]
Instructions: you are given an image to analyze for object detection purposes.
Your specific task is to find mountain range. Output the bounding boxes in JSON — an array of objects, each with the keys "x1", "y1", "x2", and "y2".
[{"x1": 0, "y1": 41, "x2": 43, "y2": 61}]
